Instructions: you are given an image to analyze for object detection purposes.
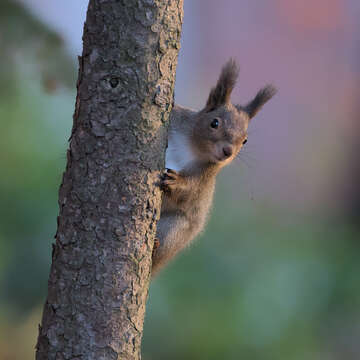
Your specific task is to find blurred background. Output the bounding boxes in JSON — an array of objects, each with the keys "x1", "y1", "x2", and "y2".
[{"x1": 1, "y1": 0, "x2": 359, "y2": 359}]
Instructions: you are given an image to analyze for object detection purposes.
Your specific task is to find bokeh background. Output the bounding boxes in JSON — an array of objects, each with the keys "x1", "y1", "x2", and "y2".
[{"x1": 1, "y1": 0, "x2": 360, "y2": 359}]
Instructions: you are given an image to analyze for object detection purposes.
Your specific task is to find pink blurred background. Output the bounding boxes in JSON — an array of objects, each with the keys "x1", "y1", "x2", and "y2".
[{"x1": 20, "y1": 0, "x2": 360, "y2": 216}]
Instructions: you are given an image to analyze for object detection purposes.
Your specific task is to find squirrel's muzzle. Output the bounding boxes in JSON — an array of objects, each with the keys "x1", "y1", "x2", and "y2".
[{"x1": 222, "y1": 146, "x2": 233, "y2": 158}]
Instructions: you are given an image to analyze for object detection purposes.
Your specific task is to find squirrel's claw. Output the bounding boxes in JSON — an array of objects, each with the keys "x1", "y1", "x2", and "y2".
[
  {"x1": 165, "y1": 168, "x2": 177, "y2": 174},
  {"x1": 152, "y1": 238, "x2": 160, "y2": 258}
]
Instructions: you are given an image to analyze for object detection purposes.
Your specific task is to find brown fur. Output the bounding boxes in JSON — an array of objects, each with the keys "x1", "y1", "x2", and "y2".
[
  {"x1": 238, "y1": 85, "x2": 277, "y2": 119},
  {"x1": 152, "y1": 59, "x2": 277, "y2": 276},
  {"x1": 205, "y1": 58, "x2": 239, "y2": 111}
]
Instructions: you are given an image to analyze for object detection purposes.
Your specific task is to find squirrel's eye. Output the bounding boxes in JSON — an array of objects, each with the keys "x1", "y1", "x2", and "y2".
[
  {"x1": 242, "y1": 139, "x2": 248, "y2": 145},
  {"x1": 210, "y1": 119, "x2": 219, "y2": 129}
]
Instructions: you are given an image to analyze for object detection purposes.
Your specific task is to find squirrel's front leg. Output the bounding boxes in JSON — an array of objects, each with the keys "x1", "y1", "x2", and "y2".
[{"x1": 160, "y1": 168, "x2": 188, "y2": 195}]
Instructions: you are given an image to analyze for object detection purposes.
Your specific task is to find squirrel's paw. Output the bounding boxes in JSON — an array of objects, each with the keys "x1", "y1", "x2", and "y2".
[
  {"x1": 161, "y1": 169, "x2": 182, "y2": 193},
  {"x1": 152, "y1": 237, "x2": 160, "y2": 256}
]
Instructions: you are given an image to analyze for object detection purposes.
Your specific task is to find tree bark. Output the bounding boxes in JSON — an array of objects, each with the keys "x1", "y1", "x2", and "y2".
[{"x1": 36, "y1": 1, "x2": 183, "y2": 359}]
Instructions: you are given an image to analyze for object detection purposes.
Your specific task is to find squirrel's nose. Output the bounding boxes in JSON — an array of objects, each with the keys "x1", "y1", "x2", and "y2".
[{"x1": 222, "y1": 146, "x2": 233, "y2": 158}]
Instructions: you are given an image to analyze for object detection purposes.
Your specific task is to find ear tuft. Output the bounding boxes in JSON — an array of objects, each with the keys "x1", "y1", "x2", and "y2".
[
  {"x1": 205, "y1": 58, "x2": 239, "y2": 111},
  {"x1": 243, "y1": 85, "x2": 277, "y2": 119}
]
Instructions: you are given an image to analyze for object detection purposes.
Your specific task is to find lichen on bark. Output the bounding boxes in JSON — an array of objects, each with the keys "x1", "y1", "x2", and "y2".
[{"x1": 36, "y1": 1, "x2": 183, "y2": 359}]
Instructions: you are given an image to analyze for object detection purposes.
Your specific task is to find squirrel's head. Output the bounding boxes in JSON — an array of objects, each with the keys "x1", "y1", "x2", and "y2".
[{"x1": 191, "y1": 59, "x2": 277, "y2": 167}]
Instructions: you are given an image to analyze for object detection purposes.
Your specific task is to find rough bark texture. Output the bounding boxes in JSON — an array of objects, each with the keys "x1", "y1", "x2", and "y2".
[{"x1": 36, "y1": 1, "x2": 183, "y2": 359}]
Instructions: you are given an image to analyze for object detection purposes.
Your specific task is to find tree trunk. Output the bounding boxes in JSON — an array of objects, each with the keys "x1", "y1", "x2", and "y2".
[{"x1": 36, "y1": 1, "x2": 183, "y2": 359}]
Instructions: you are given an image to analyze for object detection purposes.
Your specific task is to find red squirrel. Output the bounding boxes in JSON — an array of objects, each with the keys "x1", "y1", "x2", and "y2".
[{"x1": 152, "y1": 59, "x2": 276, "y2": 275}]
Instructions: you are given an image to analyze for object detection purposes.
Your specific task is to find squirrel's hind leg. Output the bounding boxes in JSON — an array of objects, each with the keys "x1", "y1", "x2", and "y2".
[{"x1": 152, "y1": 212, "x2": 190, "y2": 276}]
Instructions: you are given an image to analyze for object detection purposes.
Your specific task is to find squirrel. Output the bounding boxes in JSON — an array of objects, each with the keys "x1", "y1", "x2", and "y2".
[{"x1": 152, "y1": 58, "x2": 276, "y2": 276}]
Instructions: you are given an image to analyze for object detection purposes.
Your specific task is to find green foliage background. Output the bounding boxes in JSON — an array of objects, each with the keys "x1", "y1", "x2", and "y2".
[{"x1": 0, "y1": 1, "x2": 359, "y2": 359}]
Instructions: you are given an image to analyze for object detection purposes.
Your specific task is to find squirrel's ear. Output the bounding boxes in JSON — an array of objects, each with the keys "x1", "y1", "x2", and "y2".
[
  {"x1": 205, "y1": 58, "x2": 239, "y2": 112},
  {"x1": 239, "y1": 85, "x2": 277, "y2": 119}
]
